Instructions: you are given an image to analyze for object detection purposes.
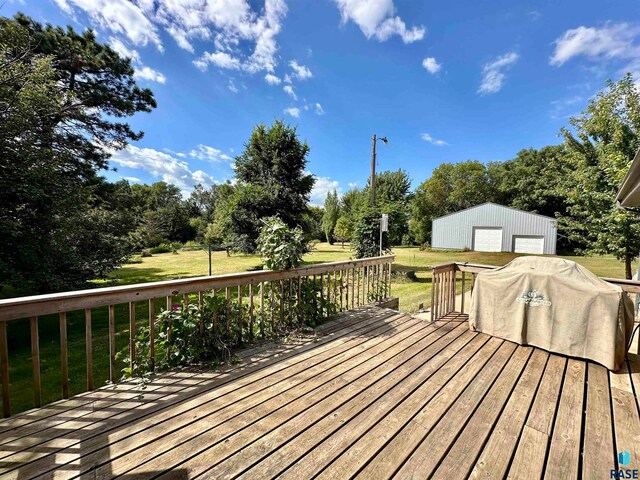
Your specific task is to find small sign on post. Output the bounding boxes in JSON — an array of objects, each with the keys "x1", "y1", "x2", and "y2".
[{"x1": 380, "y1": 213, "x2": 389, "y2": 256}]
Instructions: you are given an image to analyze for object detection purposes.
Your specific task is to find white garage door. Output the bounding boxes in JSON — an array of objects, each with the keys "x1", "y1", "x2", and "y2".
[
  {"x1": 513, "y1": 236, "x2": 545, "y2": 254},
  {"x1": 473, "y1": 228, "x2": 502, "y2": 252}
]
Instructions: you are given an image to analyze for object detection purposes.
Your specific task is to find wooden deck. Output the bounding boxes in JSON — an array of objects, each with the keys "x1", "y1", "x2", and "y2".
[{"x1": 0, "y1": 306, "x2": 638, "y2": 479}]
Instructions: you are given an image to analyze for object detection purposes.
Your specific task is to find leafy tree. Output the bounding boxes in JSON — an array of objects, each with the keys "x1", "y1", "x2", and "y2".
[
  {"x1": 322, "y1": 190, "x2": 340, "y2": 244},
  {"x1": 213, "y1": 121, "x2": 314, "y2": 252},
  {"x1": 333, "y1": 216, "x2": 353, "y2": 248},
  {"x1": 409, "y1": 161, "x2": 494, "y2": 244},
  {"x1": 352, "y1": 207, "x2": 389, "y2": 258},
  {"x1": 560, "y1": 74, "x2": 640, "y2": 279},
  {"x1": 301, "y1": 206, "x2": 325, "y2": 242},
  {"x1": 0, "y1": 15, "x2": 156, "y2": 292},
  {"x1": 364, "y1": 169, "x2": 412, "y2": 206}
]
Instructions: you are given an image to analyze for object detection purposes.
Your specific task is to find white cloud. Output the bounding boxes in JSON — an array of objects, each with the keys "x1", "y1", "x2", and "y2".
[
  {"x1": 550, "y1": 23, "x2": 640, "y2": 66},
  {"x1": 55, "y1": 0, "x2": 288, "y2": 76},
  {"x1": 265, "y1": 73, "x2": 282, "y2": 85},
  {"x1": 348, "y1": 182, "x2": 358, "y2": 188},
  {"x1": 478, "y1": 52, "x2": 519, "y2": 95},
  {"x1": 228, "y1": 79, "x2": 239, "y2": 93},
  {"x1": 134, "y1": 66, "x2": 167, "y2": 84},
  {"x1": 123, "y1": 176, "x2": 141, "y2": 183},
  {"x1": 289, "y1": 60, "x2": 313, "y2": 80},
  {"x1": 422, "y1": 57, "x2": 441, "y2": 74},
  {"x1": 110, "y1": 146, "x2": 215, "y2": 190},
  {"x1": 283, "y1": 85, "x2": 297, "y2": 100},
  {"x1": 189, "y1": 144, "x2": 233, "y2": 162},
  {"x1": 284, "y1": 73, "x2": 292, "y2": 84},
  {"x1": 54, "y1": 0, "x2": 163, "y2": 51},
  {"x1": 311, "y1": 176, "x2": 341, "y2": 205},
  {"x1": 284, "y1": 107, "x2": 300, "y2": 118},
  {"x1": 314, "y1": 103, "x2": 325, "y2": 115},
  {"x1": 550, "y1": 23, "x2": 640, "y2": 84},
  {"x1": 109, "y1": 37, "x2": 141, "y2": 63},
  {"x1": 334, "y1": 0, "x2": 425, "y2": 44},
  {"x1": 194, "y1": 51, "x2": 242, "y2": 71},
  {"x1": 420, "y1": 133, "x2": 448, "y2": 146}
]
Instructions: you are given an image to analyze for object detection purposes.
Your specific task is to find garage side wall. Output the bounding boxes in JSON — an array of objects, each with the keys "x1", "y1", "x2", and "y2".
[{"x1": 431, "y1": 204, "x2": 557, "y2": 254}]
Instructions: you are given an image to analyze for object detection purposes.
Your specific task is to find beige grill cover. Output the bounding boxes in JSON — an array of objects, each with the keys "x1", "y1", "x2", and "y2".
[{"x1": 469, "y1": 256, "x2": 635, "y2": 371}]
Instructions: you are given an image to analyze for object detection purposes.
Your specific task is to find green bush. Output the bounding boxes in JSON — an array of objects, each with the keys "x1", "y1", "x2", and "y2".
[
  {"x1": 141, "y1": 249, "x2": 153, "y2": 257},
  {"x1": 149, "y1": 244, "x2": 172, "y2": 254},
  {"x1": 182, "y1": 241, "x2": 203, "y2": 251},
  {"x1": 352, "y1": 207, "x2": 390, "y2": 259},
  {"x1": 257, "y1": 217, "x2": 308, "y2": 270}
]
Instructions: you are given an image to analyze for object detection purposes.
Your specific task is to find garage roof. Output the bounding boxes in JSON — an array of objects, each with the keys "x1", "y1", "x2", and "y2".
[
  {"x1": 616, "y1": 149, "x2": 640, "y2": 208},
  {"x1": 432, "y1": 202, "x2": 555, "y2": 222}
]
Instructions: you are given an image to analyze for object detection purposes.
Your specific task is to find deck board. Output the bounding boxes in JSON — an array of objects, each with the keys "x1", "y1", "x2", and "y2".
[{"x1": 0, "y1": 308, "x2": 637, "y2": 480}]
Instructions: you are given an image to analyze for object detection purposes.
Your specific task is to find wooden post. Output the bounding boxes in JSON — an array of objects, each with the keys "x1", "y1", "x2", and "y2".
[
  {"x1": 296, "y1": 276, "x2": 301, "y2": 324},
  {"x1": 430, "y1": 270, "x2": 436, "y2": 322},
  {"x1": 30, "y1": 316, "x2": 41, "y2": 406},
  {"x1": 148, "y1": 298, "x2": 155, "y2": 372},
  {"x1": 461, "y1": 271, "x2": 466, "y2": 314},
  {"x1": 225, "y1": 287, "x2": 230, "y2": 337},
  {"x1": 238, "y1": 285, "x2": 243, "y2": 344},
  {"x1": 0, "y1": 321, "x2": 9, "y2": 417},
  {"x1": 108, "y1": 304, "x2": 116, "y2": 383},
  {"x1": 129, "y1": 301, "x2": 136, "y2": 374},
  {"x1": 59, "y1": 312, "x2": 68, "y2": 399},
  {"x1": 198, "y1": 291, "x2": 204, "y2": 337},
  {"x1": 84, "y1": 309, "x2": 93, "y2": 391}
]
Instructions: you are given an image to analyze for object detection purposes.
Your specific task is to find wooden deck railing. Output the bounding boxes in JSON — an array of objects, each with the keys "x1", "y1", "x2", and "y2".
[{"x1": 0, "y1": 255, "x2": 394, "y2": 417}]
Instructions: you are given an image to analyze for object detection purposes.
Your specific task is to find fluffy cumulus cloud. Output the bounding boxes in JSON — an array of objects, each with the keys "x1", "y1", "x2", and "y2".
[
  {"x1": 134, "y1": 66, "x2": 167, "y2": 84},
  {"x1": 264, "y1": 73, "x2": 281, "y2": 85},
  {"x1": 420, "y1": 133, "x2": 448, "y2": 146},
  {"x1": 289, "y1": 60, "x2": 313, "y2": 80},
  {"x1": 56, "y1": 0, "x2": 288, "y2": 76},
  {"x1": 55, "y1": 0, "x2": 163, "y2": 50},
  {"x1": 550, "y1": 23, "x2": 640, "y2": 83},
  {"x1": 109, "y1": 36, "x2": 166, "y2": 84},
  {"x1": 334, "y1": 0, "x2": 425, "y2": 44},
  {"x1": 478, "y1": 52, "x2": 519, "y2": 95},
  {"x1": 422, "y1": 56, "x2": 441, "y2": 74},
  {"x1": 283, "y1": 85, "x2": 297, "y2": 100},
  {"x1": 110, "y1": 145, "x2": 215, "y2": 190},
  {"x1": 550, "y1": 23, "x2": 640, "y2": 66},
  {"x1": 284, "y1": 106, "x2": 300, "y2": 118},
  {"x1": 310, "y1": 176, "x2": 341, "y2": 205},
  {"x1": 189, "y1": 144, "x2": 233, "y2": 162}
]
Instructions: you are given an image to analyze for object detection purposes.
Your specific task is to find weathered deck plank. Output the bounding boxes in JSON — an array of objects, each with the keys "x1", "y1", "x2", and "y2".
[{"x1": 0, "y1": 309, "x2": 636, "y2": 480}]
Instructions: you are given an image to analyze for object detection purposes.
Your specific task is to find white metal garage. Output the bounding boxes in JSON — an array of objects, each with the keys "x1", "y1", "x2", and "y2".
[
  {"x1": 431, "y1": 203, "x2": 557, "y2": 255},
  {"x1": 473, "y1": 227, "x2": 502, "y2": 252},
  {"x1": 513, "y1": 236, "x2": 545, "y2": 254}
]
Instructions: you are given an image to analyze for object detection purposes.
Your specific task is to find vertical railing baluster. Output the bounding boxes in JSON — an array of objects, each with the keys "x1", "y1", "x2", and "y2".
[
  {"x1": 297, "y1": 276, "x2": 301, "y2": 324},
  {"x1": 30, "y1": 316, "x2": 41, "y2": 406},
  {"x1": 225, "y1": 287, "x2": 230, "y2": 337},
  {"x1": 280, "y1": 280, "x2": 285, "y2": 327},
  {"x1": 320, "y1": 274, "x2": 324, "y2": 316},
  {"x1": 340, "y1": 270, "x2": 344, "y2": 312},
  {"x1": 108, "y1": 305, "x2": 116, "y2": 383},
  {"x1": 452, "y1": 269, "x2": 456, "y2": 313},
  {"x1": 198, "y1": 291, "x2": 204, "y2": 337},
  {"x1": 238, "y1": 285, "x2": 243, "y2": 344},
  {"x1": 0, "y1": 321, "x2": 9, "y2": 417},
  {"x1": 129, "y1": 301, "x2": 136, "y2": 375},
  {"x1": 148, "y1": 298, "x2": 155, "y2": 372},
  {"x1": 430, "y1": 269, "x2": 436, "y2": 322},
  {"x1": 59, "y1": 312, "x2": 68, "y2": 398},
  {"x1": 260, "y1": 283, "x2": 265, "y2": 338},
  {"x1": 461, "y1": 271, "x2": 466, "y2": 314},
  {"x1": 249, "y1": 283, "x2": 254, "y2": 341},
  {"x1": 84, "y1": 309, "x2": 93, "y2": 391}
]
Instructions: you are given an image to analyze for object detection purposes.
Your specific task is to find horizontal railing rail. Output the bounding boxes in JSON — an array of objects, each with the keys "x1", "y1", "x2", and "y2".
[{"x1": 0, "y1": 255, "x2": 394, "y2": 417}]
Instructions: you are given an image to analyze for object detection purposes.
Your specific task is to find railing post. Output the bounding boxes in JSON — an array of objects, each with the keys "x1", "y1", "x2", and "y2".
[
  {"x1": 59, "y1": 312, "x2": 68, "y2": 399},
  {"x1": 0, "y1": 321, "x2": 9, "y2": 417},
  {"x1": 85, "y1": 309, "x2": 93, "y2": 391},
  {"x1": 148, "y1": 298, "x2": 155, "y2": 372},
  {"x1": 30, "y1": 316, "x2": 41, "y2": 407},
  {"x1": 108, "y1": 304, "x2": 116, "y2": 383}
]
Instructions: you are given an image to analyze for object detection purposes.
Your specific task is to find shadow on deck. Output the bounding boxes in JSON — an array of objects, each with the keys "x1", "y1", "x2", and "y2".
[{"x1": 0, "y1": 306, "x2": 638, "y2": 479}]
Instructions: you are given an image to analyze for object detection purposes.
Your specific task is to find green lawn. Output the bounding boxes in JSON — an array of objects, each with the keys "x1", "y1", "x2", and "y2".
[{"x1": 2, "y1": 242, "x2": 633, "y2": 415}]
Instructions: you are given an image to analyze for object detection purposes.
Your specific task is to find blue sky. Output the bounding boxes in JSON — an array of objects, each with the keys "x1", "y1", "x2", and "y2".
[{"x1": 8, "y1": 0, "x2": 640, "y2": 203}]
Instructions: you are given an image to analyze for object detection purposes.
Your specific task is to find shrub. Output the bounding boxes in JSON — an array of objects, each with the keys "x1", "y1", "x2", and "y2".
[
  {"x1": 149, "y1": 244, "x2": 172, "y2": 254},
  {"x1": 352, "y1": 207, "x2": 389, "y2": 259},
  {"x1": 126, "y1": 255, "x2": 143, "y2": 264},
  {"x1": 257, "y1": 217, "x2": 308, "y2": 270},
  {"x1": 182, "y1": 241, "x2": 202, "y2": 251},
  {"x1": 141, "y1": 249, "x2": 152, "y2": 257}
]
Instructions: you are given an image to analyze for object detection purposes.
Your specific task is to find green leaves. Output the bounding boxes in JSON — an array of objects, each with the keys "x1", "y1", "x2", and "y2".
[{"x1": 257, "y1": 217, "x2": 308, "y2": 270}]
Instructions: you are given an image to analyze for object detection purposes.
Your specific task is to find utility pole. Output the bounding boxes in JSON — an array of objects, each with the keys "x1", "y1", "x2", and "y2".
[{"x1": 370, "y1": 134, "x2": 377, "y2": 205}]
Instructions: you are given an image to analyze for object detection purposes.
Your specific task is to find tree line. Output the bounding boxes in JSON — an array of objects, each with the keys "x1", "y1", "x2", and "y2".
[{"x1": 2, "y1": 12, "x2": 640, "y2": 299}]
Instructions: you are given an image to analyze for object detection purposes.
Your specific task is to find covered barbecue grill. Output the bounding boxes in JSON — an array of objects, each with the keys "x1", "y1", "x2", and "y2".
[{"x1": 469, "y1": 256, "x2": 635, "y2": 370}]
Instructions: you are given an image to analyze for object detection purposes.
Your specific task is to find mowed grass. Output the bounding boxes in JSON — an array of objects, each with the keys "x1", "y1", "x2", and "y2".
[{"x1": 2, "y1": 242, "x2": 633, "y2": 415}]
